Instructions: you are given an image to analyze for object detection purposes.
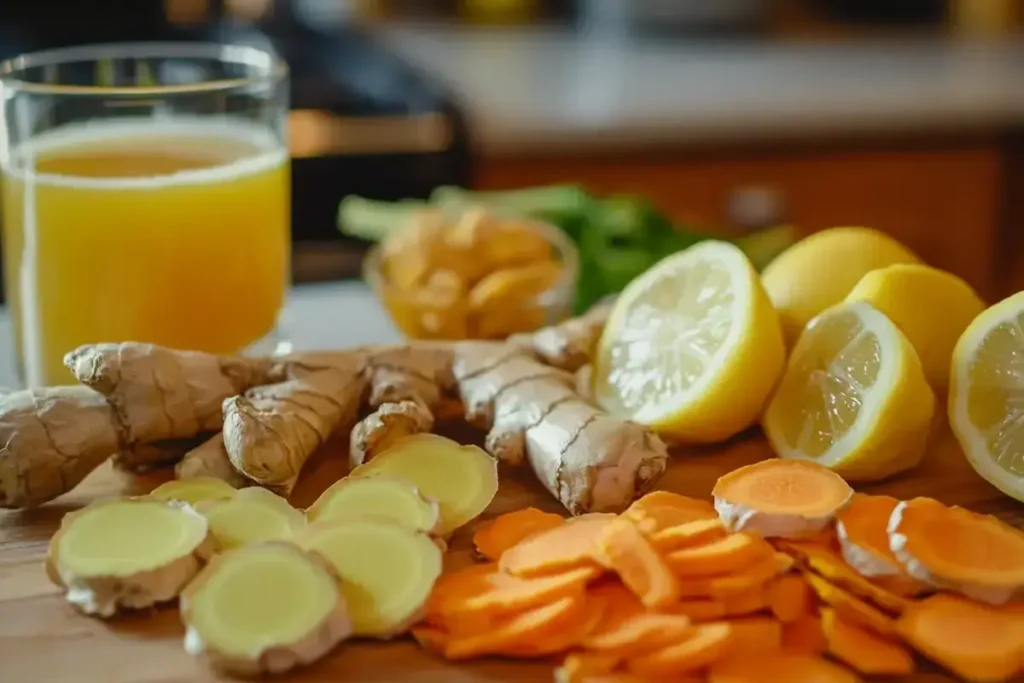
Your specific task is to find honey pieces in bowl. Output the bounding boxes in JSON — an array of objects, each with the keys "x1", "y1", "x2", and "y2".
[{"x1": 370, "y1": 208, "x2": 576, "y2": 340}]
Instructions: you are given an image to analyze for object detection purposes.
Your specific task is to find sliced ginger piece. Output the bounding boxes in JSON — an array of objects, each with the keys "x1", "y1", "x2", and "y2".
[
  {"x1": 778, "y1": 539, "x2": 909, "y2": 614},
  {"x1": 627, "y1": 622, "x2": 733, "y2": 677},
  {"x1": 897, "y1": 593, "x2": 1024, "y2": 683},
  {"x1": 781, "y1": 614, "x2": 827, "y2": 655},
  {"x1": 889, "y1": 497, "x2": 1024, "y2": 604},
  {"x1": 47, "y1": 497, "x2": 212, "y2": 617},
  {"x1": 349, "y1": 433, "x2": 498, "y2": 536},
  {"x1": 768, "y1": 574, "x2": 813, "y2": 623},
  {"x1": 709, "y1": 651, "x2": 861, "y2": 683},
  {"x1": 181, "y1": 542, "x2": 352, "y2": 675},
  {"x1": 723, "y1": 616, "x2": 783, "y2": 654},
  {"x1": 195, "y1": 487, "x2": 304, "y2": 551},
  {"x1": 501, "y1": 515, "x2": 611, "y2": 577},
  {"x1": 149, "y1": 477, "x2": 238, "y2": 506},
  {"x1": 821, "y1": 607, "x2": 914, "y2": 676},
  {"x1": 804, "y1": 572, "x2": 897, "y2": 637},
  {"x1": 472, "y1": 507, "x2": 565, "y2": 561},
  {"x1": 835, "y1": 493, "x2": 904, "y2": 578},
  {"x1": 712, "y1": 460, "x2": 853, "y2": 538},
  {"x1": 649, "y1": 518, "x2": 727, "y2": 552},
  {"x1": 305, "y1": 475, "x2": 439, "y2": 533},
  {"x1": 665, "y1": 532, "x2": 773, "y2": 577},
  {"x1": 297, "y1": 518, "x2": 443, "y2": 638},
  {"x1": 599, "y1": 518, "x2": 680, "y2": 608},
  {"x1": 443, "y1": 594, "x2": 585, "y2": 660},
  {"x1": 623, "y1": 491, "x2": 717, "y2": 535}
]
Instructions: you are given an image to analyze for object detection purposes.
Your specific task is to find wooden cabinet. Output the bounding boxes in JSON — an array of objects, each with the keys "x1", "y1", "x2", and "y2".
[{"x1": 478, "y1": 142, "x2": 1004, "y2": 298}]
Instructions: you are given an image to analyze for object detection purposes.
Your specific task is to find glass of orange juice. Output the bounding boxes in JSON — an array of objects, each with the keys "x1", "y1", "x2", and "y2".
[{"x1": 0, "y1": 43, "x2": 290, "y2": 387}]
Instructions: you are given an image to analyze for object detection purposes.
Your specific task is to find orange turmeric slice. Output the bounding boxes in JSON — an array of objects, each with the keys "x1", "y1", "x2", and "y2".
[
  {"x1": 781, "y1": 614, "x2": 827, "y2": 655},
  {"x1": 411, "y1": 624, "x2": 449, "y2": 655},
  {"x1": 889, "y1": 497, "x2": 1024, "y2": 605},
  {"x1": 835, "y1": 493, "x2": 904, "y2": 577},
  {"x1": 709, "y1": 651, "x2": 861, "y2": 683},
  {"x1": 583, "y1": 613, "x2": 695, "y2": 658},
  {"x1": 679, "y1": 552, "x2": 793, "y2": 599},
  {"x1": 804, "y1": 572, "x2": 897, "y2": 637},
  {"x1": 665, "y1": 532, "x2": 774, "y2": 577},
  {"x1": 599, "y1": 518, "x2": 680, "y2": 608},
  {"x1": 768, "y1": 574, "x2": 813, "y2": 623},
  {"x1": 712, "y1": 460, "x2": 853, "y2": 538},
  {"x1": 821, "y1": 607, "x2": 914, "y2": 676},
  {"x1": 649, "y1": 518, "x2": 727, "y2": 552},
  {"x1": 723, "y1": 616, "x2": 783, "y2": 654},
  {"x1": 623, "y1": 492, "x2": 717, "y2": 535},
  {"x1": 500, "y1": 515, "x2": 611, "y2": 578},
  {"x1": 627, "y1": 622, "x2": 733, "y2": 677},
  {"x1": 662, "y1": 598, "x2": 728, "y2": 622},
  {"x1": 443, "y1": 594, "x2": 584, "y2": 660},
  {"x1": 504, "y1": 593, "x2": 608, "y2": 657},
  {"x1": 721, "y1": 586, "x2": 769, "y2": 617},
  {"x1": 555, "y1": 653, "x2": 621, "y2": 683},
  {"x1": 472, "y1": 507, "x2": 565, "y2": 561},
  {"x1": 778, "y1": 540, "x2": 909, "y2": 614},
  {"x1": 898, "y1": 593, "x2": 1024, "y2": 683}
]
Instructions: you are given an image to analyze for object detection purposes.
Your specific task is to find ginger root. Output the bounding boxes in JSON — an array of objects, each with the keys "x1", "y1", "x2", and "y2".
[
  {"x1": 175, "y1": 434, "x2": 250, "y2": 489},
  {"x1": 47, "y1": 497, "x2": 213, "y2": 616}
]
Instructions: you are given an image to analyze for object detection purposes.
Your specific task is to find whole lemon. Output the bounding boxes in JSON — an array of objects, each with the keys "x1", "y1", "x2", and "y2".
[{"x1": 761, "y1": 227, "x2": 920, "y2": 345}]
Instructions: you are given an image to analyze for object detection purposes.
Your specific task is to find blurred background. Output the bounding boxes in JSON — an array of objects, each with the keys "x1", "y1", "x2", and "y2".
[{"x1": 1, "y1": 0, "x2": 1022, "y2": 302}]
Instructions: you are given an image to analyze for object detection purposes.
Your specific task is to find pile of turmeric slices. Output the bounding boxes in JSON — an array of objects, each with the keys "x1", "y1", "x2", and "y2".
[{"x1": 414, "y1": 460, "x2": 1024, "y2": 683}]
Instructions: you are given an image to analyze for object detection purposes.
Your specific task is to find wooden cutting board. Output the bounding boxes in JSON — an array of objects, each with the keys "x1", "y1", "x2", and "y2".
[{"x1": 0, "y1": 423, "x2": 1020, "y2": 683}]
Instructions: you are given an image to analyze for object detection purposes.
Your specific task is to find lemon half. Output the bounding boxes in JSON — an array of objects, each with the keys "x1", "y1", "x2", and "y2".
[
  {"x1": 593, "y1": 240, "x2": 785, "y2": 443},
  {"x1": 949, "y1": 292, "x2": 1024, "y2": 501},
  {"x1": 763, "y1": 301, "x2": 935, "y2": 481}
]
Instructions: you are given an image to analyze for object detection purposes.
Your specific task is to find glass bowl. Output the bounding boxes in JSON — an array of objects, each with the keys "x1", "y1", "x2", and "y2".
[{"x1": 363, "y1": 215, "x2": 579, "y2": 341}]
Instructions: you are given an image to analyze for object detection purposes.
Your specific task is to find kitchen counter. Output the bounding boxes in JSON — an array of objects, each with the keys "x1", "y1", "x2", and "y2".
[{"x1": 376, "y1": 24, "x2": 1024, "y2": 157}]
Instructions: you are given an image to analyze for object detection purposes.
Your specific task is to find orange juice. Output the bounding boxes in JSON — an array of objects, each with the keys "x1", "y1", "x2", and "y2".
[{"x1": 1, "y1": 120, "x2": 290, "y2": 386}]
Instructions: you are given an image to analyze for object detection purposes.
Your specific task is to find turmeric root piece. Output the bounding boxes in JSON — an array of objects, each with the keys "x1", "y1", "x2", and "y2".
[
  {"x1": 0, "y1": 387, "x2": 123, "y2": 508},
  {"x1": 224, "y1": 363, "x2": 366, "y2": 494},
  {"x1": 649, "y1": 518, "x2": 727, "y2": 553},
  {"x1": 472, "y1": 507, "x2": 565, "y2": 561},
  {"x1": 622, "y1": 491, "x2": 717, "y2": 536},
  {"x1": 678, "y1": 552, "x2": 793, "y2": 599},
  {"x1": 500, "y1": 513, "x2": 612, "y2": 578},
  {"x1": 195, "y1": 487, "x2": 305, "y2": 551},
  {"x1": 65, "y1": 342, "x2": 274, "y2": 444},
  {"x1": 708, "y1": 651, "x2": 861, "y2": 683},
  {"x1": 47, "y1": 497, "x2": 212, "y2": 617},
  {"x1": 820, "y1": 607, "x2": 914, "y2": 676},
  {"x1": 599, "y1": 518, "x2": 680, "y2": 608},
  {"x1": 803, "y1": 572, "x2": 897, "y2": 637},
  {"x1": 778, "y1": 540, "x2": 909, "y2": 614},
  {"x1": 897, "y1": 593, "x2": 1024, "y2": 683},
  {"x1": 627, "y1": 622, "x2": 733, "y2": 677},
  {"x1": 296, "y1": 518, "x2": 443, "y2": 638},
  {"x1": 452, "y1": 341, "x2": 669, "y2": 515},
  {"x1": 443, "y1": 594, "x2": 585, "y2": 660},
  {"x1": 502, "y1": 594, "x2": 608, "y2": 657},
  {"x1": 149, "y1": 477, "x2": 238, "y2": 506},
  {"x1": 181, "y1": 542, "x2": 352, "y2": 676},
  {"x1": 723, "y1": 616, "x2": 783, "y2": 654},
  {"x1": 781, "y1": 614, "x2": 827, "y2": 655},
  {"x1": 661, "y1": 599, "x2": 727, "y2": 622},
  {"x1": 835, "y1": 493, "x2": 904, "y2": 578},
  {"x1": 712, "y1": 460, "x2": 853, "y2": 538},
  {"x1": 721, "y1": 586, "x2": 770, "y2": 617},
  {"x1": 555, "y1": 653, "x2": 621, "y2": 683},
  {"x1": 306, "y1": 475, "x2": 440, "y2": 533},
  {"x1": 767, "y1": 574, "x2": 813, "y2": 623},
  {"x1": 585, "y1": 612, "x2": 694, "y2": 658},
  {"x1": 665, "y1": 532, "x2": 774, "y2": 577},
  {"x1": 349, "y1": 434, "x2": 498, "y2": 536},
  {"x1": 175, "y1": 434, "x2": 250, "y2": 489},
  {"x1": 889, "y1": 497, "x2": 1024, "y2": 605}
]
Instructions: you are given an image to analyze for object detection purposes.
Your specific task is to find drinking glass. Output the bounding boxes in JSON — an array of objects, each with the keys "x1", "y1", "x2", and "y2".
[{"x1": 0, "y1": 42, "x2": 290, "y2": 387}]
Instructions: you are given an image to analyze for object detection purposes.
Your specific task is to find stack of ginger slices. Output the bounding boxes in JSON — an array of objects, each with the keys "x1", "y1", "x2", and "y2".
[{"x1": 415, "y1": 460, "x2": 1024, "y2": 683}]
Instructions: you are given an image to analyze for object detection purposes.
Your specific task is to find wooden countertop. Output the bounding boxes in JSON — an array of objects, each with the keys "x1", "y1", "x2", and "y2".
[
  {"x1": 0, "y1": 420, "x2": 1019, "y2": 682},
  {"x1": 376, "y1": 24, "x2": 1024, "y2": 157}
]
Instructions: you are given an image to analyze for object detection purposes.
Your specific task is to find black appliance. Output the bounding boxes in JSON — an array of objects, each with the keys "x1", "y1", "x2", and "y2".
[{"x1": 0, "y1": 0, "x2": 472, "y2": 301}]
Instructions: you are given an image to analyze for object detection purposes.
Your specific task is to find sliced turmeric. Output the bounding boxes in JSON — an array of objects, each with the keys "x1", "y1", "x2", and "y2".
[
  {"x1": 623, "y1": 491, "x2": 717, "y2": 535},
  {"x1": 781, "y1": 614, "x2": 827, "y2": 655},
  {"x1": 712, "y1": 460, "x2": 853, "y2": 538},
  {"x1": 679, "y1": 552, "x2": 793, "y2": 599},
  {"x1": 889, "y1": 497, "x2": 1024, "y2": 605},
  {"x1": 472, "y1": 507, "x2": 565, "y2": 561},
  {"x1": 835, "y1": 493, "x2": 904, "y2": 577},
  {"x1": 500, "y1": 515, "x2": 611, "y2": 578},
  {"x1": 665, "y1": 532, "x2": 773, "y2": 577},
  {"x1": 555, "y1": 653, "x2": 621, "y2": 683},
  {"x1": 583, "y1": 612, "x2": 694, "y2": 658},
  {"x1": 820, "y1": 607, "x2": 914, "y2": 676},
  {"x1": 768, "y1": 574, "x2": 813, "y2": 623},
  {"x1": 803, "y1": 572, "x2": 897, "y2": 637},
  {"x1": 663, "y1": 599, "x2": 728, "y2": 622},
  {"x1": 443, "y1": 594, "x2": 584, "y2": 660},
  {"x1": 598, "y1": 518, "x2": 680, "y2": 608},
  {"x1": 721, "y1": 586, "x2": 769, "y2": 617},
  {"x1": 722, "y1": 616, "x2": 783, "y2": 654},
  {"x1": 897, "y1": 593, "x2": 1024, "y2": 683},
  {"x1": 708, "y1": 651, "x2": 861, "y2": 683},
  {"x1": 649, "y1": 518, "x2": 727, "y2": 552},
  {"x1": 627, "y1": 622, "x2": 733, "y2": 677},
  {"x1": 503, "y1": 592, "x2": 608, "y2": 657}
]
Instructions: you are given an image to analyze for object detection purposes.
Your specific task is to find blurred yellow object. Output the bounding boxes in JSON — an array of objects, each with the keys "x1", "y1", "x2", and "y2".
[
  {"x1": 594, "y1": 240, "x2": 785, "y2": 443},
  {"x1": 760, "y1": 227, "x2": 920, "y2": 346},
  {"x1": 764, "y1": 302, "x2": 935, "y2": 482},
  {"x1": 845, "y1": 264, "x2": 985, "y2": 391},
  {"x1": 949, "y1": 292, "x2": 1024, "y2": 502},
  {"x1": 951, "y1": 0, "x2": 1018, "y2": 37},
  {"x1": 458, "y1": 0, "x2": 539, "y2": 24}
]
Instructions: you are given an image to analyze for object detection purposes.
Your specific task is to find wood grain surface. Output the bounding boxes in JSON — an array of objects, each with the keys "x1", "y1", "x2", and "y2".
[{"x1": 1, "y1": 422, "x2": 1020, "y2": 683}]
